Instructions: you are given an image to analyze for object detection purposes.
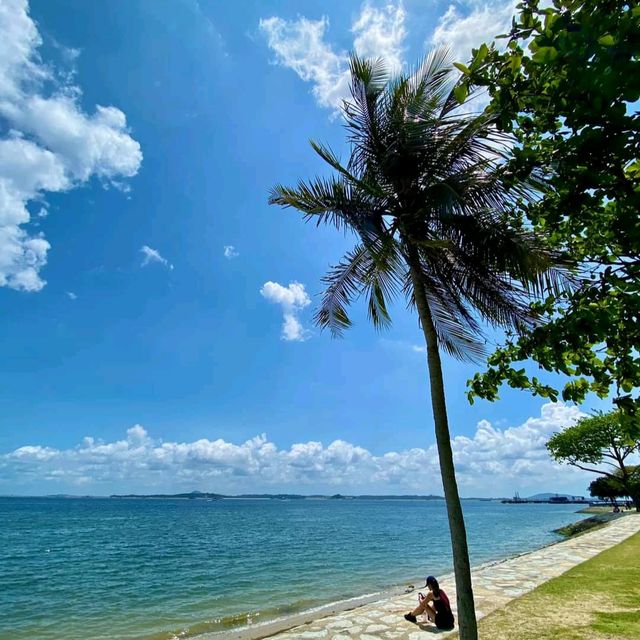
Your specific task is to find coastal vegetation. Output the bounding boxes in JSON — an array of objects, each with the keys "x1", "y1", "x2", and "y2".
[
  {"x1": 476, "y1": 530, "x2": 640, "y2": 640},
  {"x1": 589, "y1": 467, "x2": 640, "y2": 507},
  {"x1": 464, "y1": 0, "x2": 640, "y2": 435},
  {"x1": 547, "y1": 411, "x2": 640, "y2": 510},
  {"x1": 269, "y1": 50, "x2": 567, "y2": 640},
  {"x1": 554, "y1": 512, "x2": 626, "y2": 537},
  {"x1": 589, "y1": 475, "x2": 628, "y2": 506}
]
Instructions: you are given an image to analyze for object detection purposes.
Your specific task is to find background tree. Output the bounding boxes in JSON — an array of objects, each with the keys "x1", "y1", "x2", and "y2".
[
  {"x1": 588, "y1": 475, "x2": 625, "y2": 506},
  {"x1": 269, "y1": 51, "x2": 566, "y2": 640},
  {"x1": 461, "y1": 0, "x2": 640, "y2": 436},
  {"x1": 624, "y1": 465, "x2": 640, "y2": 507},
  {"x1": 547, "y1": 411, "x2": 640, "y2": 510}
]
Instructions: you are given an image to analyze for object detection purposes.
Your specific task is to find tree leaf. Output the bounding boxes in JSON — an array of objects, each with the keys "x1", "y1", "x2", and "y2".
[
  {"x1": 597, "y1": 34, "x2": 615, "y2": 46},
  {"x1": 470, "y1": 43, "x2": 489, "y2": 70},
  {"x1": 532, "y1": 46, "x2": 558, "y2": 63},
  {"x1": 453, "y1": 62, "x2": 471, "y2": 75},
  {"x1": 453, "y1": 83, "x2": 469, "y2": 104}
]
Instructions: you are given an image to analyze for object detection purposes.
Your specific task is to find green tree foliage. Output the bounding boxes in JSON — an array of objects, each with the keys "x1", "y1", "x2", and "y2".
[
  {"x1": 461, "y1": 0, "x2": 640, "y2": 433},
  {"x1": 268, "y1": 50, "x2": 566, "y2": 640},
  {"x1": 588, "y1": 466, "x2": 640, "y2": 507},
  {"x1": 588, "y1": 475, "x2": 625, "y2": 505},
  {"x1": 547, "y1": 411, "x2": 640, "y2": 509}
]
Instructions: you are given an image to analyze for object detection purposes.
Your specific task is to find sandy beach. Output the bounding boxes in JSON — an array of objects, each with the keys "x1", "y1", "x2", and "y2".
[{"x1": 214, "y1": 513, "x2": 640, "y2": 640}]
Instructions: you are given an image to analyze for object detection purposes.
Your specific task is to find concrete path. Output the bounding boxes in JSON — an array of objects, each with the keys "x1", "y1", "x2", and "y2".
[{"x1": 244, "y1": 513, "x2": 640, "y2": 640}]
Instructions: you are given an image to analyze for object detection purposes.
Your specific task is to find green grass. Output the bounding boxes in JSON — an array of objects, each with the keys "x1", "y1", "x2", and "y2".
[{"x1": 477, "y1": 529, "x2": 640, "y2": 640}]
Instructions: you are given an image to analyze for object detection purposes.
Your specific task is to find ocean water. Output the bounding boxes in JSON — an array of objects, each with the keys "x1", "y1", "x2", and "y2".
[{"x1": 1, "y1": 497, "x2": 587, "y2": 640}]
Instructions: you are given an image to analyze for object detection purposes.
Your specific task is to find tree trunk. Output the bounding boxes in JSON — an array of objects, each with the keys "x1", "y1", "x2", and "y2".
[{"x1": 408, "y1": 263, "x2": 478, "y2": 640}]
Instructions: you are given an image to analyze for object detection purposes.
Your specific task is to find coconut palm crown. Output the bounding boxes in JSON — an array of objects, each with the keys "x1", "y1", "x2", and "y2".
[{"x1": 269, "y1": 50, "x2": 567, "y2": 640}]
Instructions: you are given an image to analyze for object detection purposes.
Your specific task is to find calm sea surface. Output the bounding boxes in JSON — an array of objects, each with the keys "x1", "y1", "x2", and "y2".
[{"x1": 1, "y1": 497, "x2": 587, "y2": 640}]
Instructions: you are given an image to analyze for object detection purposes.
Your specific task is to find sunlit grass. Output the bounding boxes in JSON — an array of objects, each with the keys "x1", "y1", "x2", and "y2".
[{"x1": 477, "y1": 527, "x2": 640, "y2": 640}]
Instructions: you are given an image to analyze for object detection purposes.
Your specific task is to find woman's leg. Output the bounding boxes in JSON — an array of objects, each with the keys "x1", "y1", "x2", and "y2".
[{"x1": 412, "y1": 601, "x2": 436, "y2": 621}]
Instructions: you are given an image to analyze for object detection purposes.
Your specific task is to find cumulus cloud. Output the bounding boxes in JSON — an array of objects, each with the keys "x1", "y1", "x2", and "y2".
[
  {"x1": 259, "y1": 1, "x2": 520, "y2": 115},
  {"x1": 140, "y1": 245, "x2": 173, "y2": 270},
  {"x1": 430, "y1": 1, "x2": 517, "y2": 65},
  {"x1": 450, "y1": 402, "x2": 587, "y2": 494},
  {"x1": 259, "y1": 1, "x2": 407, "y2": 112},
  {"x1": 223, "y1": 245, "x2": 239, "y2": 259},
  {"x1": 66, "y1": 291, "x2": 77, "y2": 300},
  {"x1": 259, "y1": 15, "x2": 349, "y2": 112},
  {"x1": 352, "y1": 2, "x2": 406, "y2": 74},
  {"x1": 0, "y1": 403, "x2": 597, "y2": 496},
  {"x1": 260, "y1": 280, "x2": 311, "y2": 341},
  {"x1": 0, "y1": 0, "x2": 142, "y2": 292}
]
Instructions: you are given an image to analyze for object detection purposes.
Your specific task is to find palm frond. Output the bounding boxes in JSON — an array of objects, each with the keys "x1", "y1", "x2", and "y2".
[
  {"x1": 407, "y1": 48, "x2": 455, "y2": 117},
  {"x1": 269, "y1": 49, "x2": 567, "y2": 349},
  {"x1": 268, "y1": 176, "x2": 385, "y2": 239},
  {"x1": 403, "y1": 268, "x2": 487, "y2": 362},
  {"x1": 309, "y1": 140, "x2": 385, "y2": 199},
  {"x1": 427, "y1": 293, "x2": 487, "y2": 362},
  {"x1": 315, "y1": 245, "x2": 366, "y2": 337},
  {"x1": 349, "y1": 55, "x2": 388, "y2": 97},
  {"x1": 316, "y1": 240, "x2": 403, "y2": 337}
]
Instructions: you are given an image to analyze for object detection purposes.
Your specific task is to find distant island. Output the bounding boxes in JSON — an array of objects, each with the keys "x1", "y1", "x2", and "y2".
[{"x1": 109, "y1": 490, "x2": 449, "y2": 500}]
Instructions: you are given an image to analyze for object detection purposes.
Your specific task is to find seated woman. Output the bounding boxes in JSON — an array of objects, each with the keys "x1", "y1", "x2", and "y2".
[{"x1": 404, "y1": 576, "x2": 455, "y2": 630}]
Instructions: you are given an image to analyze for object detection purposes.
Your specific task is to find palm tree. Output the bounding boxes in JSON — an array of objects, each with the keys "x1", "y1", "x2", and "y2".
[{"x1": 268, "y1": 50, "x2": 566, "y2": 640}]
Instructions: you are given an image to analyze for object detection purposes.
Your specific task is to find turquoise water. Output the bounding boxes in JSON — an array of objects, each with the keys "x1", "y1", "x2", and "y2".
[{"x1": 1, "y1": 497, "x2": 586, "y2": 640}]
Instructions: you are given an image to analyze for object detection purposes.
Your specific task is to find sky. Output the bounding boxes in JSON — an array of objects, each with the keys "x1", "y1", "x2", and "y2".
[{"x1": 0, "y1": 0, "x2": 614, "y2": 497}]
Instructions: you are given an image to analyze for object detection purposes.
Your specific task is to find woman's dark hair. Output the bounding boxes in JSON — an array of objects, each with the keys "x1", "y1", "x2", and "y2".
[{"x1": 426, "y1": 576, "x2": 440, "y2": 597}]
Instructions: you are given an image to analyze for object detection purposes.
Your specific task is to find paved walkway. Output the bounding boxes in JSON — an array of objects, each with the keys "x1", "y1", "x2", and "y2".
[{"x1": 249, "y1": 513, "x2": 640, "y2": 640}]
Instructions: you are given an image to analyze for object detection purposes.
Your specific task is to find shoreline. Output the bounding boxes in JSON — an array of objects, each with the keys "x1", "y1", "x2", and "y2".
[
  {"x1": 200, "y1": 538, "x2": 560, "y2": 638},
  {"x1": 204, "y1": 513, "x2": 639, "y2": 640}
]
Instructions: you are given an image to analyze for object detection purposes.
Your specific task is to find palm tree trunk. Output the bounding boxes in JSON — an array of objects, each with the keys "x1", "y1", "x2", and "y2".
[{"x1": 408, "y1": 262, "x2": 478, "y2": 640}]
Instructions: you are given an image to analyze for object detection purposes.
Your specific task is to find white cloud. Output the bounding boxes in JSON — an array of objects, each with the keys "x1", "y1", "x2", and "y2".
[
  {"x1": 223, "y1": 245, "x2": 239, "y2": 259},
  {"x1": 0, "y1": 403, "x2": 597, "y2": 496},
  {"x1": 259, "y1": 15, "x2": 350, "y2": 112},
  {"x1": 260, "y1": 280, "x2": 311, "y2": 341},
  {"x1": 281, "y1": 313, "x2": 306, "y2": 342},
  {"x1": 66, "y1": 291, "x2": 77, "y2": 300},
  {"x1": 430, "y1": 1, "x2": 517, "y2": 65},
  {"x1": 261, "y1": 280, "x2": 310, "y2": 308},
  {"x1": 450, "y1": 403, "x2": 588, "y2": 494},
  {"x1": 140, "y1": 245, "x2": 173, "y2": 270},
  {"x1": 0, "y1": 0, "x2": 142, "y2": 292},
  {"x1": 351, "y1": 2, "x2": 406, "y2": 74},
  {"x1": 259, "y1": 1, "x2": 407, "y2": 113}
]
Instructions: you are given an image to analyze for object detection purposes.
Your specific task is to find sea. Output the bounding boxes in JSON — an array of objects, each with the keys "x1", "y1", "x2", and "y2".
[{"x1": 1, "y1": 497, "x2": 588, "y2": 640}]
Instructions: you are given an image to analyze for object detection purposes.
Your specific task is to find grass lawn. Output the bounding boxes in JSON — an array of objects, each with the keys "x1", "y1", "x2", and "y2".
[{"x1": 477, "y1": 529, "x2": 640, "y2": 640}]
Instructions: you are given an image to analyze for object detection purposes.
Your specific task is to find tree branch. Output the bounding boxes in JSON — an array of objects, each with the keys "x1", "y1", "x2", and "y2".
[{"x1": 568, "y1": 462, "x2": 615, "y2": 478}]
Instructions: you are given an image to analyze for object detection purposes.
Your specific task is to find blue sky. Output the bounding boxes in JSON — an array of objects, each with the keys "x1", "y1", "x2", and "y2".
[{"x1": 0, "y1": 0, "x2": 611, "y2": 497}]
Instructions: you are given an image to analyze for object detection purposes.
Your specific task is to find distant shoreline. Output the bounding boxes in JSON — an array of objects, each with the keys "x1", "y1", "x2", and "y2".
[
  {"x1": 0, "y1": 492, "x2": 584, "y2": 502},
  {"x1": 109, "y1": 491, "x2": 451, "y2": 500},
  {"x1": 1, "y1": 492, "x2": 454, "y2": 501}
]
